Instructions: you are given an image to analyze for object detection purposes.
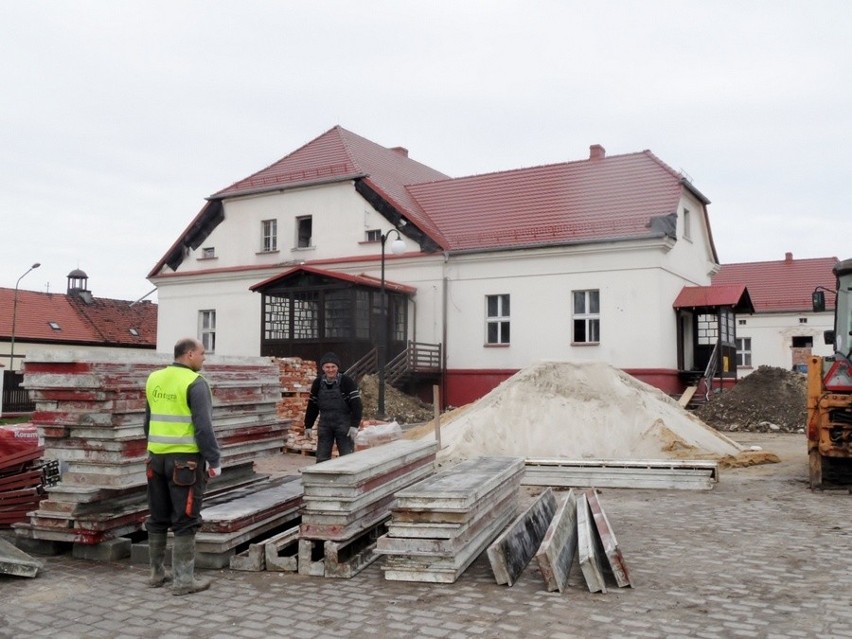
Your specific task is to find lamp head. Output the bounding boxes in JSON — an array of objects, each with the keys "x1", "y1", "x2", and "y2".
[
  {"x1": 390, "y1": 238, "x2": 406, "y2": 255},
  {"x1": 32, "y1": 262, "x2": 41, "y2": 269}
]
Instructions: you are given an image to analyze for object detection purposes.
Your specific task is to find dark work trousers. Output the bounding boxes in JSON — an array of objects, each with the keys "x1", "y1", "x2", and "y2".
[
  {"x1": 315, "y1": 380, "x2": 354, "y2": 463},
  {"x1": 145, "y1": 452, "x2": 207, "y2": 537}
]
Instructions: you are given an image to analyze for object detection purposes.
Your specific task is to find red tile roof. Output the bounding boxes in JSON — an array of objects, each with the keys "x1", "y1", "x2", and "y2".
[
  {"x1": 0, "y1": 288, "x2": 157, "y2": 347},
  {"x1": 250, "y1": 265, "x2": 416, "y2": 294},
  {"x1": 673, "y1": 285, "x2": 754, "y2": 312},
  {"x1": 407, "y1": 151, "x2": 693, "y2": 251},
  {"x1": 712, "y1": 255, "x2": 839, "y2": 313},
  {"x1": 151, "y1": 126, "x2": 717, "y2": 275}
]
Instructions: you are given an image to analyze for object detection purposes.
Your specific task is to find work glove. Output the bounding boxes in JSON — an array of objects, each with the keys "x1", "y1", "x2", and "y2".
[
  {"x1": 304, "y1": 428, "x2": 313, "y2": 440},
  {"x1": 207, "y1": 465, "x2": 221, "y2": 478},
  {"x1": 348, "y1": 427, "x2": 359, "y2": 440}
]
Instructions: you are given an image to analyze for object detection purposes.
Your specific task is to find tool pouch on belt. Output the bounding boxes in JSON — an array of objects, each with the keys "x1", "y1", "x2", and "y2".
[{"x1": 173, "y1": 460, "x2": 198, "y2": 486}]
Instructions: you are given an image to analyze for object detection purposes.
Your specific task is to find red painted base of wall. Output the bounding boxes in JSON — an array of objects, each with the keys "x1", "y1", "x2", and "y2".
[{"x1": 444, "y1": 367, "x2": 691, "y2": 407}]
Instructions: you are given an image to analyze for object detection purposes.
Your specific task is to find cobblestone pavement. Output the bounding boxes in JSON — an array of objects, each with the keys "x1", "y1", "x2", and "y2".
[{"x1": 1, "y1": 434, "x2": 850, "y2": 639}]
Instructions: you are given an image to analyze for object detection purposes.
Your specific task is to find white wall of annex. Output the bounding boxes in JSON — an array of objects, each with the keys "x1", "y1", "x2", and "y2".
[{"x1": 735, "y1": 311, "x2": 834, "y2": 376}]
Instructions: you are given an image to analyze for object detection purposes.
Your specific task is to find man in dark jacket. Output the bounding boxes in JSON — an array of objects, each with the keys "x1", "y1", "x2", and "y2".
[{"x1": 303, "y1": 352, "x2": 363, "y2": 463}]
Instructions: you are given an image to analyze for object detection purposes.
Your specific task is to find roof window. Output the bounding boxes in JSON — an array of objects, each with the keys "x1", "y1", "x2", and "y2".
[
  {"x1": 48, "y1": 322, "x2": 61, "y2": 330},
  {"x1": 129, "y1": 328, "x2": 140, "y2": 336}
]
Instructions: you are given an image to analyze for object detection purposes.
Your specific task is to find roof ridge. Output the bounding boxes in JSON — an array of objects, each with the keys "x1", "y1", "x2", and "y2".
[
  {"x1": 211, "y1": 125, "x2": 347, "y2": 197},
  {"x1": 410, "y1": 150, "x2": 663, "y2": 186}
]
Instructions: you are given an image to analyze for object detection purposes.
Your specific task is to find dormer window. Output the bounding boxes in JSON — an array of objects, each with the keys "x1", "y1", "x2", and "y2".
[{"x1": 48, "y1": 322, "x2": 61, "y2": 330}]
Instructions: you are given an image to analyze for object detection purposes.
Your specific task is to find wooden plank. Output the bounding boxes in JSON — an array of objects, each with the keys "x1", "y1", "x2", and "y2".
[
  {"x1": 678, "y1": 385, "x2": 698, "y2": 407},
  {"x1": 535, "y1": 489, "x2": 578, "y2": 593},
  {"x1": 486, "y1": 488, "x2": 557, "y2": 586},
  {"x1": 576, "y1": 493, "x2": 606, "y2": 593},
  {"x1": 586, "y1": 490, "x2": 633, "y2": 588}
]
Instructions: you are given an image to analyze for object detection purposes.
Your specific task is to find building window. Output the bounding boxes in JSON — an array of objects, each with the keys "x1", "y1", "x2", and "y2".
[
  {"x1": 48, "y1": 322, "x2": 61, "y2": 331},
  {"x1": 738, "y1": 319, "x2": 747, "y2": 326},
  {"x1": 697, "y1": 313, "x2": 717, "y2": 345},
  {"x1": 129, "y1": 328, "x2": 139, "y2": 336},
  {"x1": 682, "y1": 208, "x2": 692, "y2": 240},
  {"x1": 799, "y1": 317, "x2": 808, "y2": 324},
  {"x1": 486, "y1": 294, "x2": 510, "y2": 345},
  {"x1": 296, "y1": 216, "x2": 312, "y2": 248},
  {"x1": 792, "y1": 336, "x2": 813, "y2": 348},
  {"x1": 261, "y1": 219, "x2": 278, "y2": 252},
  {"x1": 366, "y1": 229, "x2": 382, "y2": 242},
  {"x1": 572, "y1": 290, "x2": 600, "y2": 343},
  {"x1": 736, "y1": 337, "x2": 751, "y2": 367},
  {"x1": 199, "y1": 310, "x2": 216, "y2": 353},
  {"x1": 201, "y1": 247, "x2": 216, "y2": 259}
]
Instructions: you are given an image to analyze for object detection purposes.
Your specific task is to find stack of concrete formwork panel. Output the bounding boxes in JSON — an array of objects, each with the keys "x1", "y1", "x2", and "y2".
[
  {"x1": 376, "y1": 456, "x2": 525, "y2": 583},
  {"x1": 12, "y1": 351, "x2": 289, "y2": 546},
  {"x1": 298, "y1": 439, "x2": 438, "y2": 578},
  {"x1": 194, "y1": 475, "x2": 304, "y2": 568}
]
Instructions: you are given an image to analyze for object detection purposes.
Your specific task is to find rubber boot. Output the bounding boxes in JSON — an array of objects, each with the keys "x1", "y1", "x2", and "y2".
[
  {"x1": 147, "y1": 532, "x2": 170, "y2": 588},
  {"x1": 171, "y1": 534, "x2": 210, "y2": 596}
]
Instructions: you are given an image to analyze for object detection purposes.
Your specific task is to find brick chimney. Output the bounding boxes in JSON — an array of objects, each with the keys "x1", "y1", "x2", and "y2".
[
  {"x1": 390, "y1": 146, "x2": 409, "y2": 157},
  {"x1": 785, "y1": 252, "x2": 793, "y2": 263},
  {"x1": 589, "y1": 144, "x2": 606, "y2": 160}
]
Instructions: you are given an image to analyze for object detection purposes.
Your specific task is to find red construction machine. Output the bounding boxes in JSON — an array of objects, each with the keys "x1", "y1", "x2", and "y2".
[{"x1": 808, "y1": 257, "x2": 852, "y2": 489}]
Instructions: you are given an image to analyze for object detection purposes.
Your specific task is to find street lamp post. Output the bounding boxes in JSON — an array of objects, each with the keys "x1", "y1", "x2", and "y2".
[
  {"x1": 9, "y1": 262, "x2": 41, "y2": 372},
  {"x1": 377, "y1": 230, "x2": 406, "y2": 418}
]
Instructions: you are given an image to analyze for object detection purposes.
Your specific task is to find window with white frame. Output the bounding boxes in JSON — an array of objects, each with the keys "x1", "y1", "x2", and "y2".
[
  {"x1": 201, "y1": 246, "x2": 216, "y2": 259},
  {"x1": 485, "y1": 294, "x2": 510, "y2": 345},
  {"x1": 572, "y1": 290, "x2": 600, "y2": 343},
  {"x1": 261, "y1": 219, "x2": 278, "y2": 252},
  {"x1": 296, "y1": 216, "x2": 312, "y2": 248},
  {"x1": 735, "y1": 337, "x2": 751, "y2": 367},
  {"x1": 365, "y1": 229, "x2": 382, "y2": 242},
  {"x1": 682, "y1": 208, "x2": 692, "y2": 240},
  {"x1": 199, "y1": 310, "x2": 216, "y2": 353}
]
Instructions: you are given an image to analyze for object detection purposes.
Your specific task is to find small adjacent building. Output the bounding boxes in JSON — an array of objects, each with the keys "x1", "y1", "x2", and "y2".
[
  {"x1": 712, "y1": 253, "x2": 838, "y2": 374},
  {"x1": 0, "y1": 269, "x2": 157, "y2": 413}
]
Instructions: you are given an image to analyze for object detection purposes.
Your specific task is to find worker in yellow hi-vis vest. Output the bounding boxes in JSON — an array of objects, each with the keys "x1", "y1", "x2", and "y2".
[{"x1": 144, "y1": 337, "x2": 221, "y2": 596}]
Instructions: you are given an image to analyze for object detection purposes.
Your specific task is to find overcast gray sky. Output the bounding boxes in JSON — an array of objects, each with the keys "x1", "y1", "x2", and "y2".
[{"x1": 1, "y1": 1, "x2": 849, "y2": 301}]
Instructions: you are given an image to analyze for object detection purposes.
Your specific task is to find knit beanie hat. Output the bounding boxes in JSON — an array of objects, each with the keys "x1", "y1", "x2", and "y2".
[{"x1": 319, "y1": 352, "x2": 342, "y2": 368}]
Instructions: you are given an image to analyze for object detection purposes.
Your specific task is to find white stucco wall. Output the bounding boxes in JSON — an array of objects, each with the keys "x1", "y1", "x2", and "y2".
[
  {"x1": 734, "y1": 311, "x2": 834, "y2": 376},
  {"x1": 152, "y1": 180, "x2": 718, "y2": 374}
]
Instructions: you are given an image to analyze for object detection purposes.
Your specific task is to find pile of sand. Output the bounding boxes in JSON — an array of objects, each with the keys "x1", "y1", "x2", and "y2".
[{"x1": 419, "y1": 361, "x2": 745, "y2": 464}]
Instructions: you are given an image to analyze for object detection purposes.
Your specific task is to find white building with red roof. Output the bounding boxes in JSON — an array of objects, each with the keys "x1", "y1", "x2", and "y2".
[
  {"x1": 148, "y1": 126, "x2": 740, "y2": 406},
  {"x1": 712, "y1": 252, "x2": 838, "y2": 375}
]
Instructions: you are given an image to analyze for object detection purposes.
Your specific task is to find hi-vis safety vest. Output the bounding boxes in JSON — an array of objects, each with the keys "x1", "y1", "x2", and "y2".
[{"x1": 146, "y1": 366, "x2": 202, "y2": 454}]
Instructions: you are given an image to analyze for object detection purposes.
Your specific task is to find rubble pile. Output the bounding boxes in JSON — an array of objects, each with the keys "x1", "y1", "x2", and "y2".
[{"x1": 695, "y1": 366, "x2": 807, "y2": 433}]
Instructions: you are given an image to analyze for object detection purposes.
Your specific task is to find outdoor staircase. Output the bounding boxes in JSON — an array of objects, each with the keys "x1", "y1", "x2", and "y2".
[{"x1": 346, "y1": 341, "x2": 442, "y2": 388}]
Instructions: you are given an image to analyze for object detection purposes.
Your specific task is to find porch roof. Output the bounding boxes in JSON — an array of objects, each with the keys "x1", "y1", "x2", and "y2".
[
  {"x1": 249, "y1": 265, "x2": 416, "y2": 294},
  {"x1": 673, "y1": 284, "x2": 755, "y2": 313}
]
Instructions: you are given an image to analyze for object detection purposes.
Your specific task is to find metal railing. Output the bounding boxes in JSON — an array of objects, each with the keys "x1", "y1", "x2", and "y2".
[{"x1": 345, "y1": 341, "x2": 442, "y2": 386}]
